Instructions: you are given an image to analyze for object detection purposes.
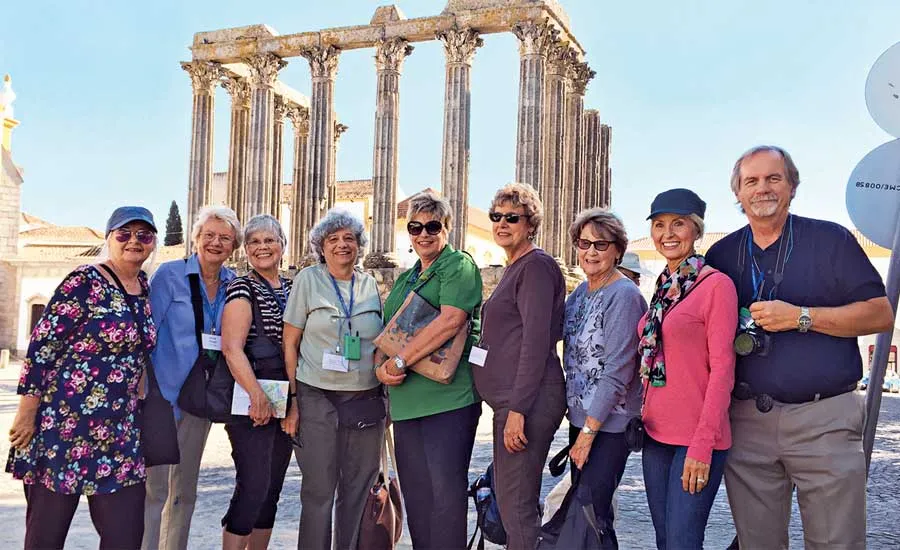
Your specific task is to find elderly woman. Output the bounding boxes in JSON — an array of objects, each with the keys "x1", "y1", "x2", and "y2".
[
  {"x1": 219, "y1": 214, "x2": 294, "y2": 550},
  {"x1": 282, "y1": 208, "x2": 385, "y2": 550},
  {"x1": 143, "y1": 205, "x2": 240, "y2": 550},
  {"x1": 473, "y1": 183, "x2": 567, "y2": 550},
  {"x1": 563, "y1": 208, "x2": 648, "y2": 547},
  {"x1": 6, "y1": 206, "x2": 158, "y2": 549},
  {"x1": 375, "y1": 191, "x2": 483, "y2": 549},
  {"x1": 637, "y1": 189, "x2": 737, "y2": 549}
]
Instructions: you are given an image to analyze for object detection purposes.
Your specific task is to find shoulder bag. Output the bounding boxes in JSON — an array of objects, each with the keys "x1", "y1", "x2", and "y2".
[{"x1": 358, "y1": 428, "x2": 403, "y2": 549}]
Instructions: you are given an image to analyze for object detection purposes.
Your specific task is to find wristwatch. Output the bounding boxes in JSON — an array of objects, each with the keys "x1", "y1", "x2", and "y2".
[
  {"x1": 798, "y1": 307, "x2": 812, "y2": 333},
  {"x1": 392, "y1": 355, "x2": 407, "y2": 373},
  {"x1": 580, "y1": 425, "x2": 599, "y2": 435}
]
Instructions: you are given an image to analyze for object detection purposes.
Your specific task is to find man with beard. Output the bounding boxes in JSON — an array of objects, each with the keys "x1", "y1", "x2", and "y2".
[{"x1": 705, "y1": 145, "x2": 894, "y2": 550}]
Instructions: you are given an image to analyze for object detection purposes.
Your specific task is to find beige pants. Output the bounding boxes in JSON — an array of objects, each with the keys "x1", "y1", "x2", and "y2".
[
  {"x1": 725, "y1": 390, "x2": 867, "y2": 550},
  {"x1": 142, "y1": 411, "x2": 212, "y2": 550}
]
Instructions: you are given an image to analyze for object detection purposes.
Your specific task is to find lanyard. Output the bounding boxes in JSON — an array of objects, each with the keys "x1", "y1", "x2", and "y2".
[
  {"x1": 252, "y1": 270, "x2": 286, "y2": 313},
  {"x1": 744, "y1": 214, "x2": 794, "y2": 302},
  {"x1": 329, "y1": 273, "x2": 355, "y2": 337},
  {"x1": 201, "y1": 284, "x2": 224, "y2": 333}
]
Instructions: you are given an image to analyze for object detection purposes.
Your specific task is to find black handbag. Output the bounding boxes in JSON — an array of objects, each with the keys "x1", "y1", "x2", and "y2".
[
  {"x1": 536, "y1": 469, "x2": 612, "y2": 550},
  {"x1": 324, "y1": 388, "x2": 385, "y2": 430},
  {"x1": 97, "y1": 264, "x2": 179, "y2": 467}
]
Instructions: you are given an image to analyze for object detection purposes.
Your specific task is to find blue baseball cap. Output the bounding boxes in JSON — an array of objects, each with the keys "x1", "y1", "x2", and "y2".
[
  {"x1": 106, "y1": 206, "x2": 157, "y2": 235},
  {"x1": 647, "y1": 188, "x2": 706, "y2": 220}
]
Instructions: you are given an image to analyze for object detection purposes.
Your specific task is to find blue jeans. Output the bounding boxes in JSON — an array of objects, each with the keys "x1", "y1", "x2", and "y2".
[{"x1": 641, "y1": 435, "x2": 728, "y2": 549}]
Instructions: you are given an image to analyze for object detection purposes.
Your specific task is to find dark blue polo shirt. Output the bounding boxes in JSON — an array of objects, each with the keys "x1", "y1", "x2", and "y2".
[{"x1": 705, "y1": 215, "x2": 886, "y2": 402}]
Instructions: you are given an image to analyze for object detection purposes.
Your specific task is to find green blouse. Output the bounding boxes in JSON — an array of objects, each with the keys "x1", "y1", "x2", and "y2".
[{"x1": 382, "y1": 245, "x2": 483, "y2": 421}]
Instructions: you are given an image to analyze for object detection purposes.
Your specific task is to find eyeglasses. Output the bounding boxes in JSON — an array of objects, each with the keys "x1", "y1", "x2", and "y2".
[
  {"x1": 246, "y1": 237, "x2": 280, "y2": 248},
  {"x1": 114, "y1": 229, "x2": 155, "y2": 245},
  {"x1": 488, "y1": 212, "x2": 531, "y2": 224},
  {"x1": 200, "y1": 231, "x2": 234, "y2": 245},
  {"x1": 407, "y1": 220, "x2": 444, "y2": 236},
  {"x1": 575, "y1": 239, "x2": 613, "y2": 251}
]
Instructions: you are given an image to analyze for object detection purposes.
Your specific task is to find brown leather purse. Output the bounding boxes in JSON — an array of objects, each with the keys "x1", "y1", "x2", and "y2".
[{"x1": 358, "y1": 429, "x2": 403, "y2": 549}]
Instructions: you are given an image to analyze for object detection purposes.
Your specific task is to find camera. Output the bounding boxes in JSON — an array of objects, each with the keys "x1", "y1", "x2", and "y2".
[{"x1": 734, "y1": 307, "x2": 772, "y2": 357}]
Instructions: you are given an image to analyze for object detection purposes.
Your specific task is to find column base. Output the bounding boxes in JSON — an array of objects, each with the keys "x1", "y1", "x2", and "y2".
[{"x1": 363, "y1": 252, "x2": 400, "y2": 269}]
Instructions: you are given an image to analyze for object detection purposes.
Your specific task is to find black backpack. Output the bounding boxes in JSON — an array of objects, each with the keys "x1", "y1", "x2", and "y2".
[{"x1": 467, "y1": 462, "x2": 507, "y2": 550}]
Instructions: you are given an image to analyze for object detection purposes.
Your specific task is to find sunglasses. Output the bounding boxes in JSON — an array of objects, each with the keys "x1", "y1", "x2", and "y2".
[
  {"x1": 575, "y1": 239, "x2": 613, "y2": 251},
  {"x1": 407, "y1": 220, "x2": 444, "y2": 236},
  {"x1": 114, "y1": 229, "x2": 155, "y2": 245},
  {"x1": 488, "y1": 212, "x2": 531, "y2": 224}
]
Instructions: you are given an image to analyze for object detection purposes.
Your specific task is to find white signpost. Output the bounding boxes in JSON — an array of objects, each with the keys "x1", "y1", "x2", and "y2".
[{"x1": 851, "y1": 42, "x2": 900, "y2": 471}]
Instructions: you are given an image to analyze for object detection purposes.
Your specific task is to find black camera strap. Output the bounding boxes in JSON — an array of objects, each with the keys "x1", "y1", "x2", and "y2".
[{"x1": 738, "y1": 214, "x2": 793, "y2": 304}]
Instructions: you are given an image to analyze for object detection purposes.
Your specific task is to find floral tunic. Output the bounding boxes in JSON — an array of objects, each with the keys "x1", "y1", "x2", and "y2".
[{"x1": 5, "y1": 265, "x2": 157, "y2": 495}]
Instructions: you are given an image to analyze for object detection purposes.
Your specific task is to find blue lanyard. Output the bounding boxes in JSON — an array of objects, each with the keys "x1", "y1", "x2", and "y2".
[
  {"x1": 202, "y1": 286, "x2": 224, "y2": 333},
  {"x1": 745, "y1": 215, "x2": 794, "y2": 302},
  {"x1": 252, "y1": 270, "x2": 286, "y2": 313},
  {"x1": 329, "y1": 273, "x2": 355, "y2": 335}
]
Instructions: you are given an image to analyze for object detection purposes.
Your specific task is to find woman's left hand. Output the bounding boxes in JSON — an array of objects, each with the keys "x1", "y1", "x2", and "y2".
[
  {"x1": 503, "y1": 411, "x2": 528, "y2": 453},
  {"x1": 681, "y1": 457, "x2": 711, "y2": 494},
  {"x1": 569, "y1": 432, "x2": 595, "y2": 470}
]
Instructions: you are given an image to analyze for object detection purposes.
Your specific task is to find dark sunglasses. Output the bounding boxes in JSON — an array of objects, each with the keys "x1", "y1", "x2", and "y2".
[
  {"x1": 575, "y1": 239, "x2": 613, "y2": 251},
  {"x1": 488, "y1": 212, "x2": 531, "y2": 224},
  {"x1": 114, "y1": 229, "x2": 155, "y2": 245},
  {"x1": 407, "y1": 220, "x2": 443, "y2": 236}
]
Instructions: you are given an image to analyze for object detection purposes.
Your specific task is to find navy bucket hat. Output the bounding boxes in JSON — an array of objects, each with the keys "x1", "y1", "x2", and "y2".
[
  {"x1": 105, "y1": 206, "x2": 157, "y2": 235},
  {"x1": 647, "y1": 188, "x2": 707, "y2": 220}
]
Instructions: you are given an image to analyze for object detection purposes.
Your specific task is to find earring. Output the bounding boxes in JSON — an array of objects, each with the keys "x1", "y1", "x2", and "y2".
[{"x1": 408, "y1": 247, "x2": 413, "y2": 253}]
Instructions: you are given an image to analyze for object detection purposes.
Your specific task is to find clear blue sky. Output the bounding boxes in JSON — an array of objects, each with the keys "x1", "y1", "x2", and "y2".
[{"x1": 2, "y1": 0, "x2": 898, "y2": 241}]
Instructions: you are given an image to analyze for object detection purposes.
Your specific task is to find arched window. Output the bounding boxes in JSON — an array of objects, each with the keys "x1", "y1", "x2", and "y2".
[{"x1": 29, "y1": 303, "x2": 46, "y2": 332}]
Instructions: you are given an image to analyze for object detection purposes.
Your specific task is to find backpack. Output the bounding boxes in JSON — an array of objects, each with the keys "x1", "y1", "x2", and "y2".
[{"x1": 467, "y1": 463, "x2": 507, "y2": 550}]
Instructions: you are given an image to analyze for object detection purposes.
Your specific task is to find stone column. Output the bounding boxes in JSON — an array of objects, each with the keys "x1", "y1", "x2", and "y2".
[
  {"x1": 301, "y1": 45, "x2": 341, "y2": 229},
  {"x1": 512, "y1": 20, "x2": 557, "y2": 194},
  {"x1": 541, "y1": 41, "x2": 572, "y2": 259},
  {"x1": 564, "y1": 61, "x2": 594, "y2": 265},
  {"x1": 286, "y1": 105, "x2": 310, "y2": 264},
  {"x1": 329, "y1": 122, "x2": 348, "y2": 210},
  {"x1": 244, "y1": 53, "x2": 287, "y2": 220},
  {"x1": 181, "y1": 61, "x2": 222, "y2": 253},
  {"x1": 600, "y1": 124, "x2": 612, "y2": 207},
  {"x1": 437, "y1": 27, "x2": 483, "y2": 252},
  {"x1": 366, "y1": 37, "x2": 414, "y2": 268},
  {"x1": 270, "y1": 96, "x2": 288, "y2": 219},
  {"x1": 582, "y1": 109, "x2": 601, "y2": 212},
  {"x1": 222, "y1": 76, "x2": 251, "y2": 225}
]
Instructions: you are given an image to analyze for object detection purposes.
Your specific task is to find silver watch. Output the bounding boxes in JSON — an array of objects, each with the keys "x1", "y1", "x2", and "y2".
[
  {"x1": 798, "y1": 307, "x2": 812, "y2": 333},
  {"x1": 393, "y1": 356, "x2": 407, "y2": 373},
  {"x1": 581, "y1": 425, "x2": 599, "y2": 435}
]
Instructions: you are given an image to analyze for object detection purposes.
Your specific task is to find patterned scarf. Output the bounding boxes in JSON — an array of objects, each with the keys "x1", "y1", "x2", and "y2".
[{"x1": 639, "y1": 254, "x2": 706, "y2": 387}]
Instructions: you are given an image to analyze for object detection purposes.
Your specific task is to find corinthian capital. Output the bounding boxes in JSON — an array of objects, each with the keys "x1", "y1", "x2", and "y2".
[
  {"x1": 569, "y1": 61, "x2": 595, "y2": 96},
  {"x1": 274, "y1": 96, "x2": 289, "y2": 122},
  {"x1": 245, "y1": 53, "x2": 287, "y2": 89},
  {"x1": 436, "y1": 27, "x2": 483, "y2": 66},
  {"x1": 221, "y1": 76, "x2": 251, "y2": 109},
  {"x1": 334, "y1": 122, "x2": 349, "y2": 142},
  {"x1": 286, "y1": 105, "x2": 309, "y2": 135},
  {"x1": 301, "y1": 45, "x2": 341, "y2": 80},
  {"x1": 546, "y1": 42, "x2": 575, "y2": 76},
  {"x1": 374, "y1": 38, "x2": 414, "y2": 73},
  {"x1": 181, "y1": 61, "x2": 222, "y2": 95},
  {"x1": 511, "y1": 20, "x2": 558, "y2": 57}
]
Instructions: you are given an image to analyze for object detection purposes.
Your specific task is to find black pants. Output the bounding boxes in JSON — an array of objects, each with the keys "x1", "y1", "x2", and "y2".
[
  {"x1": 23, "y1": 482, "x2": 145, "y2": 550},
  {"x1": 222, "y1": 419, "x2": 294, "y2": 536},
  {"x1": 393, "y1": 402, "x2": 481, "y2": 549},
  {"x1": 568, "y1": 426, "x2": 631, "y2": 549}
]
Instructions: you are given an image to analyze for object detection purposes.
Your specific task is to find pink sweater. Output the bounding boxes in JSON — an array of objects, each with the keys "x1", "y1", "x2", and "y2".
[{"x1": 637, "y1": 269, "x2": 737, "y2": 464}]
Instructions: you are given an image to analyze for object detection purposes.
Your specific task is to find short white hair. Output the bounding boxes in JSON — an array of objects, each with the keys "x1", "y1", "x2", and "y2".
[
  {"x1": 191, "y1": 206, "x2": 242, "y2": 249},
  {"x1": 243, "y1": 214, "x2": 287, "y2": 249}
]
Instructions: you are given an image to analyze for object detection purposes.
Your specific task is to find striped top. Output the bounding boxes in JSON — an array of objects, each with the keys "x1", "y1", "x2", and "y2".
[{"x1": 225, "y1": 275, "x2": 292, "y2": 343}]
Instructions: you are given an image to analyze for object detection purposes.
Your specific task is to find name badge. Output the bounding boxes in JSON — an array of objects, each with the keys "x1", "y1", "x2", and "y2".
[
  {"x1": 202, "y1": 333, "x2": 222, "y2": 351},
  {"x1": 323, "y1": 351, "x2": 350, "y2": 373},
  {"x1": 469, "y1": 345, "x2": 488, "y2": 367}
]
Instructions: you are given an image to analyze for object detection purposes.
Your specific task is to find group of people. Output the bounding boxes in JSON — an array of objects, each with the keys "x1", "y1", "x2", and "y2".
[{"x1": 5, "y1": 144, "x2": 894, "y2": 550}]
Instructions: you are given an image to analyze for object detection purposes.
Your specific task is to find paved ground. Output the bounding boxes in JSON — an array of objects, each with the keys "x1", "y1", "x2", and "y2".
[{"x1": 1, "y1": 360, "x2": 899, "y2": 549}]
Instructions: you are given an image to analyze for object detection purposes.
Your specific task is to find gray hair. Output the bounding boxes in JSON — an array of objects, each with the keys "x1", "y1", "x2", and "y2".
[
  {"x1": 568, "y1": 208, "x2": 628, "y2": 263},
  {"x1": 243, "y1": 214, "x2": 286, "y2": 249},
  {"x1": 308, "y1": 208, "x2": 368, "y2": 263},
  {"x1": 192, "y1": 205, "x2": 242, "y2": 249},
  {"x1": 490, "y1": 182, "x2": 544, "y2": 236},
  {"x1": 408, "y1": 191, "x2": 452, "y2": 228},
  {"x1": 730, "y1": 145, "x2": 800, "y2": 197}
]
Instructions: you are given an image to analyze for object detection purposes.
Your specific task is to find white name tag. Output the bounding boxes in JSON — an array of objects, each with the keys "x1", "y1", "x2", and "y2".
[
  {"x1": 202, "y1": 333, "x2": 222, "y2": 351},
  {"x1": 322, "y1": 351, "x2": 350, "y2": 372},
  {"x1": 469, "y1": 346, "x2": 488, "y2": 367}
]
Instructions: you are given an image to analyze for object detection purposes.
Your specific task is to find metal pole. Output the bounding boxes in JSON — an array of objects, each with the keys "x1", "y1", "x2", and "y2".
[{"x1": 863, "y1": 215, "x2": 900, "y2": 472}]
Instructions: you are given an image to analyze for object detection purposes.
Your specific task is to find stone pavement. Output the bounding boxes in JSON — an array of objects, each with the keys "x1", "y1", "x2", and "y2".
[{"x1": 1, "y1": 359, "x2": 898, "y2": 548}]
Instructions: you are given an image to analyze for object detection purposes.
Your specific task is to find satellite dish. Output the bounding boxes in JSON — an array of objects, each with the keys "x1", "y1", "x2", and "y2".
[
  {"x1": 846, "y1": 138, "x2": 900, "y2": 248},
  {"x1": 866, "y1": 41, "x2": 900, "y2": 137}
]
